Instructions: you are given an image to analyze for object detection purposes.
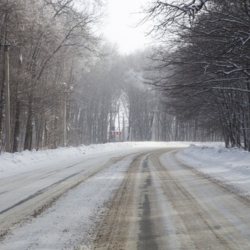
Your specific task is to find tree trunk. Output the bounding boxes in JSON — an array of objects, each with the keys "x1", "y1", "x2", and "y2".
[
  {"x1": 24, "y1": 95, "x2": 33, "y2": 150},
  {"x1": 13, "y1": 98, "x2": 21, "y2": 152}
]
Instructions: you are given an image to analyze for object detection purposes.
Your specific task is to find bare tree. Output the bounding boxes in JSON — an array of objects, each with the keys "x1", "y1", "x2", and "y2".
[
  {"x1": 145, "y1": 0, "x2": 250, "y2": 148},
  {"x1": 0, "y1": 0, "x2": 104, "y2": 152}
]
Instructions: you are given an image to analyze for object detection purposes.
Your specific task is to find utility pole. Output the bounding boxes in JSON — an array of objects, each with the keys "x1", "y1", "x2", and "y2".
[{"x1": 4, "y1": 45, "x2": 11, "y2": 152}]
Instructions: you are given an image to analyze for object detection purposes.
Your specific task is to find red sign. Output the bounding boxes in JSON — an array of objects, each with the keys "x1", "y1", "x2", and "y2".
[{"x1": 110, "y1": 131, "x2": 122, "y2": 136}]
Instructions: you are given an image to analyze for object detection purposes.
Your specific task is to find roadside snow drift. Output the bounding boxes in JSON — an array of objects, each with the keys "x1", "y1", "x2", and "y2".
[
  {"x1": 177, "y1": 144, "x2": 250, "y2": 197},
  {"x1": 0, "y1": 142, "x2": 188, "y2": 179}
]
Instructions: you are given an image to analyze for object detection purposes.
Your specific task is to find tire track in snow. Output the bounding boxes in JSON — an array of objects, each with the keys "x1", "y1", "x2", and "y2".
[{"x1": 0, "y1": 154, "x2": 138, "y2": 241}]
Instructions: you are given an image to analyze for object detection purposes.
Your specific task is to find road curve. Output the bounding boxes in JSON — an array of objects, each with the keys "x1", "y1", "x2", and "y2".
[{"x1": 91, "y1": 148, "x2": 250, "y2": 250}]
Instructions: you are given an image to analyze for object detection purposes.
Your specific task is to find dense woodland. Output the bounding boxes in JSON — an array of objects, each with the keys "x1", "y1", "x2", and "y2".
[
  {"x1": 2, "y1": 0, "x2": 247, "y2": 153},
  {"x1": 0, "y1": 0, "x2": 159, "y2": 152},
  {"x1": 145, "y1": 0, "x2": 250, "y2": 151}
]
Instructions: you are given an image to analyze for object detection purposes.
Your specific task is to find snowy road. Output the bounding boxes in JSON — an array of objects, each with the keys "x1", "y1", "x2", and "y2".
[
  {"x1": 1, "y1": 145, "x2": 250, "y2": 249},
  {"x1": 93, "y1": 149, "x2": 250, "y2": 250},
  {"x1": 0, "y1": 148, "x2": 147, "y2": 241}
]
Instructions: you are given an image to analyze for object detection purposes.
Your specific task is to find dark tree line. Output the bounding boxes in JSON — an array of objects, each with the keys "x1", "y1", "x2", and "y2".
[{"x1": 145, "y1": 0, "x2": 250, "y2": 149}]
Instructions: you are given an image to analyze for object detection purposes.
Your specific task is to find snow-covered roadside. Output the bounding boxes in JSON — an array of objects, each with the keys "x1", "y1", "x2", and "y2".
[
  {"x1": 0, "y1": 155, "x2": 135, "y2": 250},
  {"x1": 2, "y1": 141, "x2": 250, "y2": 249},
  {"x1": 177, "y1": 144, "x2": 250, "y2": 197},
  {"x1": 3, "y1": 141, "x2": 249, "y2": 196},
  {"x1": 0, "y1": 141, "x2": 189, "y2": 179}
]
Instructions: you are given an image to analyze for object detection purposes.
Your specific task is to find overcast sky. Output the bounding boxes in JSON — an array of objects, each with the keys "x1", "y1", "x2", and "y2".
[{"x1": 103, "y1": 0, "x2": 152, "y2": 54}]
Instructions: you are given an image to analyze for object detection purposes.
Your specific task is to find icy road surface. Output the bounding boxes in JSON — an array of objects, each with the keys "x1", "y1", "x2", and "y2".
[{"x1": 1, "y1": 142, "x2": 250, "y2": 249}]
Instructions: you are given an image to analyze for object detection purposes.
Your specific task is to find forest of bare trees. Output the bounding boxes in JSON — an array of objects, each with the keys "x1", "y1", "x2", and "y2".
[
  {"x1": 0, "y1": 0, "x2": 165, "y2": 153},
  {"x1": 0, "y1": 0, "x2": 103, "y2": 152},
  {"x1": 144, "y1": 0, "x2": 250, "y2": 150},
  {"x1": 3, "y1": 0, "x2": 248, "y2": 153}
]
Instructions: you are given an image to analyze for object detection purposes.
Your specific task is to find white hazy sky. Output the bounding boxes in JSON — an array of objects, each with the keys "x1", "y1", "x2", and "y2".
[{"x1": 103, "y1": 0, "x2": 151, "y2": 54}]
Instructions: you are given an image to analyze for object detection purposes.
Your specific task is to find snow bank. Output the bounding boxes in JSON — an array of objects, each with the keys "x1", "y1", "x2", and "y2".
[
  {"x1": 177, "y1": 144, "x2": 250, "y2": 196},
  {"x1": 0, "y1": 141, "x2": 189, "y2": 179},
  {"x1": 179, "y1": 144, "x2": 250, "y2": 168}
]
